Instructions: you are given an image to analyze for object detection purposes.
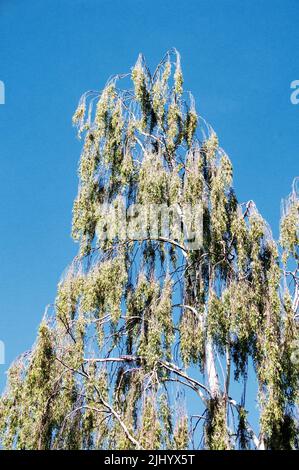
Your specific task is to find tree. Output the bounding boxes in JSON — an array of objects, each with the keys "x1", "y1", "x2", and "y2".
[{"x1": 0, "y1": 49, "x2": 298, "y2": 450}]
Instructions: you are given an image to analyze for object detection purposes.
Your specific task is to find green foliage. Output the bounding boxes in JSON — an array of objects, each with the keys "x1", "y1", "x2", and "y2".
[
  {"x1": 173, "y1": 415, "x2": 189, "y2": 450},
  {"x1": 1, "y1": 50, "x2": 298, "y2": 451},
  {"x1": 205, "y1": 397, "x2": 228, "y2": 450}
]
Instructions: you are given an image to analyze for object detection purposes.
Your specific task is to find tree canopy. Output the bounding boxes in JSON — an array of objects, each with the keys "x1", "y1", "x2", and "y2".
[{"x1": 0, "y1": 50, "x2": 298, "y2": 450}]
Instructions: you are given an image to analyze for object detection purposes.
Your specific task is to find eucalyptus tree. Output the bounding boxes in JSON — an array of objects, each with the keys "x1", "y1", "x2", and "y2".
[{"x1": 0, "y1": 50, "x2": 298, "y2": 450}]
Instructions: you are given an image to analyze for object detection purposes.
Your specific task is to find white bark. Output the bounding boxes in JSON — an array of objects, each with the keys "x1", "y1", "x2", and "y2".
[{"x1": 205, "y1": 336, "x2": 220, "y2": 398}]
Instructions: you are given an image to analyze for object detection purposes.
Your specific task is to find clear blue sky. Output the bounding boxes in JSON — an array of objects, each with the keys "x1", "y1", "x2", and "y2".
[{"x1": 0, "y1": 0, "x2": 298, "y2": 415}]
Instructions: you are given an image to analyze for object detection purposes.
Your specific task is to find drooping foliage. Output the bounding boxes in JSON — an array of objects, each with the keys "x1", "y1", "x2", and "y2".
[{"x1": 0, "y1": 50, "x2": 298, "y2": 450}]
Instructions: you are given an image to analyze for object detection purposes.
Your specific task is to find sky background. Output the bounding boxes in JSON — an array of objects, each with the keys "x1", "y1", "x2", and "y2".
[{"x1": 0, "y1": 0, "x2": 298, "y2": 436}]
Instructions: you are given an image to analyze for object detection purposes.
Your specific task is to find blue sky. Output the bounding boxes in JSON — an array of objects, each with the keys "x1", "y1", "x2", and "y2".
[{"x1": 0, "y1": 0, "x2": 298, "y2": 434}]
